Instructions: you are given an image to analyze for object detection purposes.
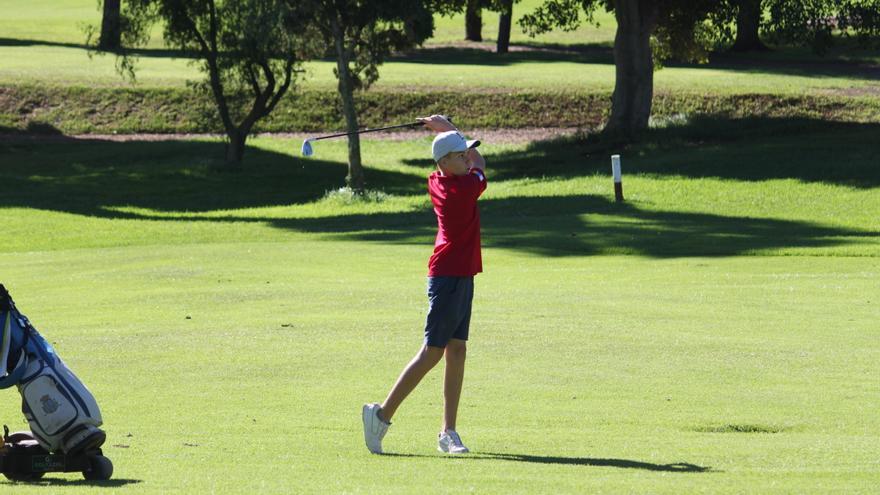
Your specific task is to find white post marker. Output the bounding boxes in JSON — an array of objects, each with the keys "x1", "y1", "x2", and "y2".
[{"x1": 611, "y1": 154, "x2": 624, "y2": 202}]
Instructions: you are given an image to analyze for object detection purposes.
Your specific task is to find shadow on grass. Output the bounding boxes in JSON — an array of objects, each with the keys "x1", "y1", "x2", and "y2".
[
  {"x1": 381, "y1": 452, "x2": 712, "y2": 472},
  {"x1": 671, "y1": 50, "x2": 880, "y2": 80},
  {"x1": 257, "y1": 194, "x2": 875, "y2": 257},
  {"x1": 90, "y1": 194, "x2": 877, "y2": 258},
  {"x1": 0, "y1": 36, "x2": 612, "y2": 66},
  {"x1": 466, "y1": 116, "x2": 880, "y2": 189},
  {"x1": 1, "y1": 125, "x2": 876, "y2": 257},
  {"x1": 0, "y1": 138, "x2": 426, "y2": 215},
  {"x1": 0, "y1": 123, "x2": 66, "y2": 136},
  {"x1": 393, "y1": 43, "x2": 615, "y2": 66},
  {"x1": 393, "y1": 43, "x2": 879, "y2": 80},
  {"x1": 0, "y1": 37, "x2": 198, "y2": 59}
]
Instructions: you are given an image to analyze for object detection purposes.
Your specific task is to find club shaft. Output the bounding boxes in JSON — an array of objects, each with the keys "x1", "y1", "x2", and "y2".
[{"x1": 311, "y1": 122, "x2": 423, "y2": 141}]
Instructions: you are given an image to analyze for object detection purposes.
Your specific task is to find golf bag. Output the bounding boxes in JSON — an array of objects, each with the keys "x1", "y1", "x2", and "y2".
[{"x1": 0, "y1": 284, "x2": 105, "y2": 454}]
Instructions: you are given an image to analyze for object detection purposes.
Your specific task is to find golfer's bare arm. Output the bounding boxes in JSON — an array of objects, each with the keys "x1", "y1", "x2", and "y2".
[{"x1": 418, "y1": 114, "x2": 485, "y2": 171}]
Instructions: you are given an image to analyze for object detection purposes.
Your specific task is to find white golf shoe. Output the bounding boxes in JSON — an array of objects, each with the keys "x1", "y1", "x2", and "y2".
[
  {"x1": 437, "y1": 429, "x2": 469, "y2": 454},
  {"x1": 362, "y1": 403, "x2": 390, "y2": 454}
]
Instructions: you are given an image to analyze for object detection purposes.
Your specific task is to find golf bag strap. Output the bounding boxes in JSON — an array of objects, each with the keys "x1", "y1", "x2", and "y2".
[
  {"x1": 1, "y1": 307, "x2": 32, "y2": 387},
  {"x1": 0, "y1": 351, "x2": 27, "y2": 389},
  {"x1": 1, "y1": 311, "x2": 10, "y2": 376},
  {"x1": 0, "y1": 284, "x2": 10, "y2": 311}
]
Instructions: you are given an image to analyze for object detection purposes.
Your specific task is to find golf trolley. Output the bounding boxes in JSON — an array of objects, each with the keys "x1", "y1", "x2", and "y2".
[
  {"x1": 0, "y1": 425, "x2": 113, "y2": 482},
  {"x1": 1, "y1": 283, "x2": 112, "y2": 482}
]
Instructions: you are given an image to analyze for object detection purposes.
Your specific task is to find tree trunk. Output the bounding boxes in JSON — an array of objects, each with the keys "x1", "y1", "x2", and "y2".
[
  {"x1": 225, "y1": 129, "x2": 246, "y2": 166},
  {"x1": 332, "y1": 21, "x2": 365, "y2": 193},
  {"x1": 605, "y1": 0, "x2": 658, "y2": 139},
  {"x1": 731, "y1": 0, "x2": 769, "y2": 52},
  {"x1": 497, "y1": 0, "x2": 513, "y2": 54},
  {"x1": 99, "y1": 0, "x2": 122, "y2": 50},
  {"x1": 465, "y1": 0, "x2": 483, "y2": 42},
  {"x1": 338, "y1": 78, "x2": 365, "y2": 193}
]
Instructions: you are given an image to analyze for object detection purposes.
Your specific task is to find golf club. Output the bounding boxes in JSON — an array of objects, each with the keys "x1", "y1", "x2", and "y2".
[{"x1": 301, "y1": 117, "x2": 452, "y2": 157}]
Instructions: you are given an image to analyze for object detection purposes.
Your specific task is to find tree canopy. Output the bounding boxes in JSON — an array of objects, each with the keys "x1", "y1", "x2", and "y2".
[
  {"x1": 109, "y1": 0, "x2": 315, "y2": 165},
  {"x1": 764, "y1": 0, "x2": 880, "y2": 54},
  {"x1": 519, "y1": 0, "x2": 880, "y2": 139},
  {"x1": 520, "y1": 0, "x2": 722, "y2": 138}
]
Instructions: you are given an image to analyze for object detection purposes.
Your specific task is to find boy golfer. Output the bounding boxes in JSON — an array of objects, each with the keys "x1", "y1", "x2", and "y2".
[{"x1": 362, "y1": 114, "x2": 486, "y2": 455}]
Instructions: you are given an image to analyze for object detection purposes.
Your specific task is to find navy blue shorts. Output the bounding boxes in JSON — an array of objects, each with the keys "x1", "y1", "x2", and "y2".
[{"x1": 424, "y1": 276, "x2": 474, "y2": 348}]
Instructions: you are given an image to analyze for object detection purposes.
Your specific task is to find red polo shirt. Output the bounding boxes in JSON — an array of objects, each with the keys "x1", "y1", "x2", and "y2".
[{"x1": 427, "y1": 168, "x2": 487, "y2": 277}]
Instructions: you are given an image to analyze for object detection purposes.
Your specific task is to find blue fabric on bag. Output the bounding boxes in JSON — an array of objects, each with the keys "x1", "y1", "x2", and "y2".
[
  {"x1": 0, "y1": 309, "x2": 29, "y2": 388},
  {"x1": 0, "y1": 305, "x2": 60, "y2": 389}
]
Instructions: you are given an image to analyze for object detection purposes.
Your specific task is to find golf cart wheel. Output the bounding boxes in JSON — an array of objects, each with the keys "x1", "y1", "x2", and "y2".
[
  {"x1": 3, "y1": 471, "x2": 45, "y2": 482},
  {"x1": 6, "y1": 431, "x2": 38, "y2": 444},
  {"x1": 82, "y1": 455, "x2": 113, "y2": 481}
]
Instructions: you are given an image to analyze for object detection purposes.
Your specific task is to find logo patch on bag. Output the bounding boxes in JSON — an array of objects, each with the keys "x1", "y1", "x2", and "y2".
[{"x1": 40, "y1": 395, "x2": 60, "y2": 414}]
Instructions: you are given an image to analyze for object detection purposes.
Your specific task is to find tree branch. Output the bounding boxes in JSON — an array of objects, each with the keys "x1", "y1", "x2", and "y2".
[
  {"x1": 178, "y1": 2, "x2": 234, "y2": 135},
  {"x1": 266, "y1": 58, "x2": 295, "y2": 115},
  {"x1": 245, "y1": 64, "x2": 261, "y2": 97}
]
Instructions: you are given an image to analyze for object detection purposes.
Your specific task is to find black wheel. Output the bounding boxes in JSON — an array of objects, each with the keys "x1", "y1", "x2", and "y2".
[
  {"x1": 3, "y1": 471, "x2": 45, "y2": 482},
  {"x1": 82, "y1": 455, "x2": 113, "y2": 481},
  {"x1": 6, "y1": 431, "x2": 37, "y2": 444}
]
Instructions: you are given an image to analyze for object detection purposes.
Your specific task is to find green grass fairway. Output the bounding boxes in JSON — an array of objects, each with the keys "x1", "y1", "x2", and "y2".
[
  {"x1": 0, "y1": 0, "x2": 618, "y2": 49},
  {"x1": 1, "y1": 119, "x2": 878, "y2": 493},
  {"x1": 1, "y1": 1, "x2": 878, "y2": 492},
  {"x1": 2, "y1": 0, "x2": 878, "y2": 95},
  {"x1": 3, "y1": 39, "x2": 877, "y2": 95}
]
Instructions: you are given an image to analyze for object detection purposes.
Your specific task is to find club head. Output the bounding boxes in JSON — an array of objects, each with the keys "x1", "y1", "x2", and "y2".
[{"x1": 301, "y1": 139, "x2": 314, "y2": 157}]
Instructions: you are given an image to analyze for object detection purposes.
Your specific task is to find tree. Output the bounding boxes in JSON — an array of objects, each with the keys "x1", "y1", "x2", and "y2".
[
  {"x1": 496, "y1": 0, "x2": 515, "y2": 53},
  {"x1": 711, "y1": 0, "x2": 880, "y2": 55},
  {"x1": 99, "y1": 0, "x2": 123, "y2": 50},
  {"x1": 521, "y1": 0, "x2": 720, "y2": 139},
  {"x1": 520, "y1": 0, "x2": 880, "y2": 140},
  {"x1": 838, "y1": 0, "x2": 880, "y2": 44},
  {"x1": 731, "y1": 0, "x2": 768, "y2": 52},
  {"x1": 429, "y1": 0, "x2": 500, "y2": 46},
  {"x1": 606, "y1": 0, "x2": 658, "y2": 138},
  {"x1": 705, "y1": 0, "x2": 768, "y2": 53},
  {"x1": 433, "y1": 0, "x2": 518, "y2": 54},
  {"x1": 306, "y1": 0, "x2": 433, "y2": 193},
  {"x1": 764, "y1": 0, "x2": 880, "y2": 54},
  {"x1": 838, "y1": 0, "x2": 880, "y2": 47},
  {"x1": 466, "y1": 0, "x2": 483, "y2": 41},
  {"x1": 116, "y1": 0, "x2": 313, "y2": 166}
]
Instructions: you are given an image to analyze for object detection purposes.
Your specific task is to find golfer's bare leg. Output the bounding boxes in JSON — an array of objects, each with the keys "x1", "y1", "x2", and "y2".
[
  {"x1": 442, "y1": 339, "x2": 467, "y2": 431},
  {"x1": 380, "y1": 345, "x2": 444, "y2": 422}
]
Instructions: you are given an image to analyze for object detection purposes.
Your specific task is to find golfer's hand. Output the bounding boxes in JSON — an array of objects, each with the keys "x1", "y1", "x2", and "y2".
[{"x1": 417, "y1": 114, "x2": 457, "y2": 133}]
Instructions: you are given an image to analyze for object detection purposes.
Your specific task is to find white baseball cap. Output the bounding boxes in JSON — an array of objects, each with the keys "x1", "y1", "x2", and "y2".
[{"x1": 432, "y1": 131, "x2": 480, "y2": 162}]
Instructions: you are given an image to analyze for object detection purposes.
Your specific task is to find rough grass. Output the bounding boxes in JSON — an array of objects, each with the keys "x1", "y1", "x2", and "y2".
[{"x1": 2, "y1": 85, "x2": 879, "y2": 134}]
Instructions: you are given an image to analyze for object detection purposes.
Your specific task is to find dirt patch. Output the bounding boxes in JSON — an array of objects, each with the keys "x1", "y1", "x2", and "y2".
[
  {"x1": 284, "y1": 127, "x2": 583, "y2": 144},
  {"x1": 0, "y1": 127, "x2": 583, "y2": 145},
  {"x1": 816, "y1": 85, "x2": 880, "y2": 97},
  {"x1": 414, "y1": 40, "x2": 591, "y2": 55}
]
